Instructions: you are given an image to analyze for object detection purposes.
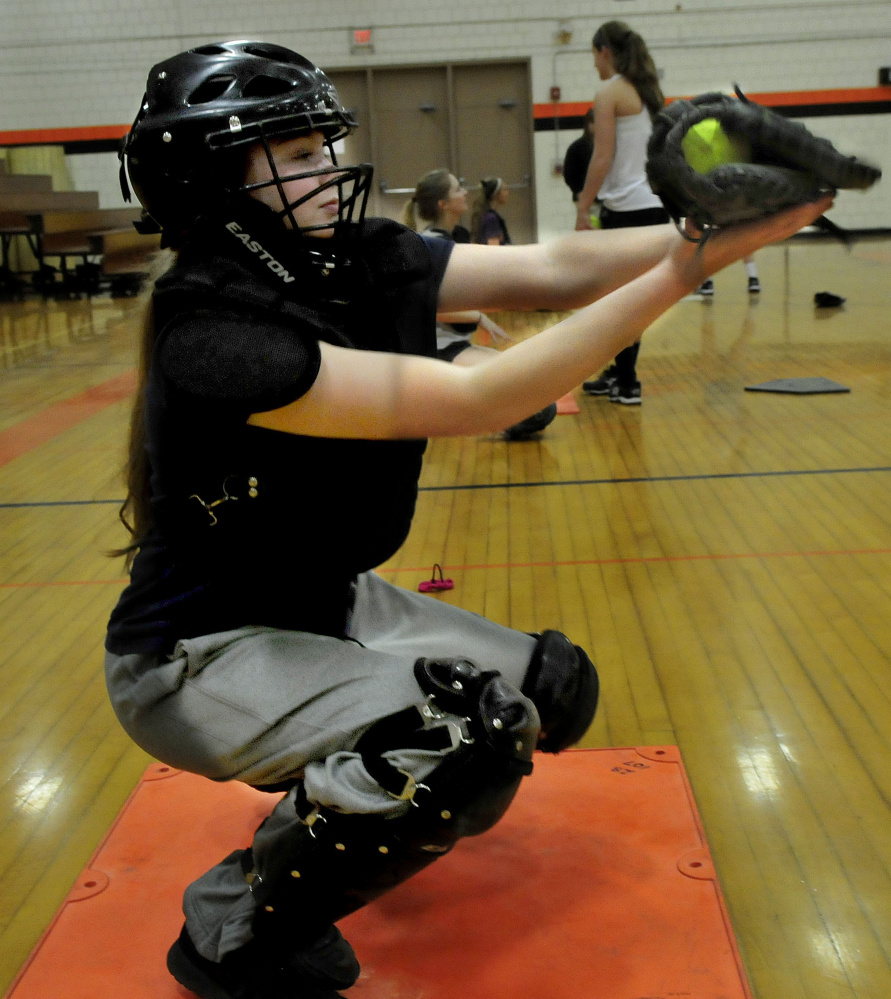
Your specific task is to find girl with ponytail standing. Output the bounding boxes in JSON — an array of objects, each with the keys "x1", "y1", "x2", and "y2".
[{"x1": 575, "y1": 21, "x2": 669, "y2": 405}]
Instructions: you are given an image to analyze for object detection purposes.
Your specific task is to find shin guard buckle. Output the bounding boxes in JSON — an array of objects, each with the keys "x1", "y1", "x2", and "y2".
[
  {"x1": 300, "y1": 805, "x2": 328, "y2": 838},
  {"x1": 389, "y1": 769, "x2": 430, "y2": 806}
]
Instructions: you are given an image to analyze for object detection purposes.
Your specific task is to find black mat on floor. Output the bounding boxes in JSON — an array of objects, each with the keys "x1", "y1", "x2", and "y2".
[{"x1": 744, "y1": 377, "x2": 850, "y2": 394}]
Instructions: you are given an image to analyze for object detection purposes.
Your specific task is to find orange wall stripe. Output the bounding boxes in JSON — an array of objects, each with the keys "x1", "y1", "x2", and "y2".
[
  {"x1": 1, "y1": 88, "x2": 888, "y2": 145},
  {"x1": 740, "y1": 86, "x2": 891, "y2": 107},
  {"x1": 0, "y1": 368, "x2": 136, "y2": 468},
  {"x1": 535, "y1": 86, "x2": 891, "y2": 119},
  {"x1": 0, "y1": 124, "x2": 130, "y2": 146},
  {"x1": 534, "y1": 101, "x2": 594, "y2": 119}
]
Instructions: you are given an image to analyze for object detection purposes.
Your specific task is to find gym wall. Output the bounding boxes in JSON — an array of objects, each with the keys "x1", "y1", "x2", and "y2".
[{"x1": 1, "y1": 0, "x2": 887, "y2": 243}]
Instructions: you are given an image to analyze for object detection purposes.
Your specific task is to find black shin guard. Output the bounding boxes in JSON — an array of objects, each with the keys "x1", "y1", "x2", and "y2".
[
  {"x1": 247, "y1": 657, "x2": 539, "y2": 952},
  {"x1": 522, "y1": 630, "x2": 599, "y2": 752},
  {"x1": 503, "y1": 402, "x2": 558, "y2": 441}
]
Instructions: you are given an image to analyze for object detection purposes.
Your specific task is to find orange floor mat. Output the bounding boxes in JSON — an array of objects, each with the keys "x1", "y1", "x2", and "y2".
[
  {"x1": 6, "y1": 748, "x2": 752, "y2": 999},
  {"x1": 556, "y1": 391, "x2": 580, "y2": 414}
]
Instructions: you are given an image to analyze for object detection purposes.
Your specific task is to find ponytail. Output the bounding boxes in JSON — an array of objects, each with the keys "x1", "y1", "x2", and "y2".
[
  {"x1": 593, "y1": 21, "x2": 664, "y2": 117},
  {"x1": 401, "y1": 195, "x2": 420, "y2": 230},
  {"x1": 403, "y1": 168, "x2": 453, "y2": 231}
]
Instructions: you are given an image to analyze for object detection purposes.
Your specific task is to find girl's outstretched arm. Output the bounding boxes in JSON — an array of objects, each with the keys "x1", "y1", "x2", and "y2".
[
  {"x1": 249, "y1": 196, "x2": 832, "y2": 441},
  {"x1": 437, "y1": 222, "x2": 678, "y2": 312}
]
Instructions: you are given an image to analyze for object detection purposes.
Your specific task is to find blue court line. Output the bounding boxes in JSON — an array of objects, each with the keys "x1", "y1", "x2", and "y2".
[
  {"x1": 417, "y1": 465, "x2": 891, "y2": 493},
  {"x1": 2, "y1": 465, "x2": 890, "y2": 509},
  {"x1": 0, "y1": 498, "x2": 123, "y2": 509}
]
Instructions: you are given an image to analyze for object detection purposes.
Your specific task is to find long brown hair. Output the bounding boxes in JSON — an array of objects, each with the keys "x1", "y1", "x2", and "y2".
[
  {"x1": 593, "y1": 21, "x2": 664, "y2": 117},
  {"x1": 400, "y1": 168, "x2": 452, "y2": 231},
  {"x1": 108, "y1": 251, "x2": 174, "y2": 566}
]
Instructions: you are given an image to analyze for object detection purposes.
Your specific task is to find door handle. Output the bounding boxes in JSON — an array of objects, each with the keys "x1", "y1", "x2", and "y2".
[
  {"x1": 381, "y1": 174, "x2": 530, "y2": 195},
  {"x1": 378, "y1": 181, "x2": 416, "y2": 195}
]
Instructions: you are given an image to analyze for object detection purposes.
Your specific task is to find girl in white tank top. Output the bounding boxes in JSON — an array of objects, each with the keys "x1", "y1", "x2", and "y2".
[
  {"x1": 575, "y1": 23, "x2": 669, "y2": 403},
  {"x1": 598, "y1": 94, "x2": 663, "y2": 214}
]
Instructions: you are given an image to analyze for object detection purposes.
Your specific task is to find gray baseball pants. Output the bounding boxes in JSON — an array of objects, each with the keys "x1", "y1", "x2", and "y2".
[{"x1": 105, "y1": 571, "x2": 536, "y2": 960}]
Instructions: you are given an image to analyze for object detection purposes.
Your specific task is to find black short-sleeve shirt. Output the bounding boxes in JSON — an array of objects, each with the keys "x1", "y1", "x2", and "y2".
[{"x1": 106, "y1": 211, "x2": 453, "y2": 655}]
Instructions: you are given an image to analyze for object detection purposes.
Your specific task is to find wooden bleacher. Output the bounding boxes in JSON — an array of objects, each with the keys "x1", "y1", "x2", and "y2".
[
  {"x1": 0, "y1": 173, "x2": 54, "y2": 194},
  {"x1": 0, "y1": 190, "x2": 100, "y2": 213},
  {"x1": 0, "y1": 164, "x2": 158, "y2": 298}
]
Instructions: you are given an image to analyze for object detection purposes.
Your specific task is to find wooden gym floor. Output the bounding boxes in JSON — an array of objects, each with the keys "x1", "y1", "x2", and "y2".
[{"x1": 0, "y1": 235, "x2": 889, "y2": 999}]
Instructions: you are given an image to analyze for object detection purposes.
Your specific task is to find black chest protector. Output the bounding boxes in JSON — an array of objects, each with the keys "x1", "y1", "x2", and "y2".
[{"x1": 107, "y1": 205, "x2": 450, "y2": 655}]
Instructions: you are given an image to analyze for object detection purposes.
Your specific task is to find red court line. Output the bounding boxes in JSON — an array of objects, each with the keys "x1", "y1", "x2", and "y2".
[
  {"x1": 0, "y1": 369, "x2": 136, "y2": 468},
  {"x1": 382, "y1": 547, "x2": 891, "y2": 573},
  {"x1": 4, "y1": 547, "x2": 888, "y2": 590}
]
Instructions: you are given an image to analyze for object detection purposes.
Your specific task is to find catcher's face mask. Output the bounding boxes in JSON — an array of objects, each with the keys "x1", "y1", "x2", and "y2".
[
  {"x1": 119, "y1": 40, "x2": 372, "y2": 241},
  {"x1": 242, "y1": 131, "x2": 371, "y2": 238}
]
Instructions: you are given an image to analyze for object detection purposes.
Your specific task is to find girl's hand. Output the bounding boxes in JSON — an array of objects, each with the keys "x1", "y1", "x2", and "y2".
[
  {"x1": 669, "y1": 195, "x2": 835, "y2": 290},
  {"x1": 575, "y1": 206, "x2": 594, "y2": 232}
]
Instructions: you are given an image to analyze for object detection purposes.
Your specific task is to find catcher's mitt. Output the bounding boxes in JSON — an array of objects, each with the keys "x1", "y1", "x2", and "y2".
[{"x1": 646, "y1": 89, "x2": 881, "y2": 239}]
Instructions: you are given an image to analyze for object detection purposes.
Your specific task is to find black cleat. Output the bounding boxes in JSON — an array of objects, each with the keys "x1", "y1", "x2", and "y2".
[{"x1": 166, "y1": 924, "x2": 358, "y2": 999}]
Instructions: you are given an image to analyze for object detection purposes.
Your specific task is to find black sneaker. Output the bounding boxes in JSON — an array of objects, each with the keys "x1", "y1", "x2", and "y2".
[
  {"x1": 609, "y1": 381, "x2": 642, "y2": 405},
  {"x1": 582, "y1": 366, "x2": 617, "y2": 396},
  {"x1": 748, "y1": 276, "x2": 761, "y2": 294},
  {"x1": 697, "y1": 279, "x2": 714, "y2": 296},
  {"x1": 167, "y1": 924, "x2": 357, "y2": 999}
]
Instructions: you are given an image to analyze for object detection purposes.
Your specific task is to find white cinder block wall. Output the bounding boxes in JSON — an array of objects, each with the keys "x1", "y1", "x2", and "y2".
[{"x1": 2, "y1": 0, "x2": 887, "y2": 242}]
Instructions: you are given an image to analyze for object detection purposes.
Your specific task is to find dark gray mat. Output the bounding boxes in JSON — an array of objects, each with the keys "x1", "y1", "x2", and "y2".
[{"x1": 744, "y1": 377, "x2": 850, "y2": 394}]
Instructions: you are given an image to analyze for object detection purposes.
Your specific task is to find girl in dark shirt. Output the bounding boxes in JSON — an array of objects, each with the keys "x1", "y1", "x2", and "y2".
[
  {"x1": 402, "y1": 168, "x2": 553, "y2": 439},
  {"x1": 471, "y1": 176, "x2": 511, "y2": 245}
]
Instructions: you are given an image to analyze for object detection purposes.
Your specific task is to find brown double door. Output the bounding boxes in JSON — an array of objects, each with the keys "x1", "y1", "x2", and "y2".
[{"x1": 328, "y1": 61, "x2": 535, "y2": 244}]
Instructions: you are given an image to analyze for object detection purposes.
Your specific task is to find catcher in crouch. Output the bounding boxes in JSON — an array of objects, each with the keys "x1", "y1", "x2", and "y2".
[{"x1": 106, "y1": 39, "x2": 832, "y2": 999}]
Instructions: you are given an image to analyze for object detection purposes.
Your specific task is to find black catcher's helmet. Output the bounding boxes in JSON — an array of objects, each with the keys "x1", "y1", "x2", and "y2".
[{"x1": 120, "y1": 40, "x2": 372, "y2": 240}]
